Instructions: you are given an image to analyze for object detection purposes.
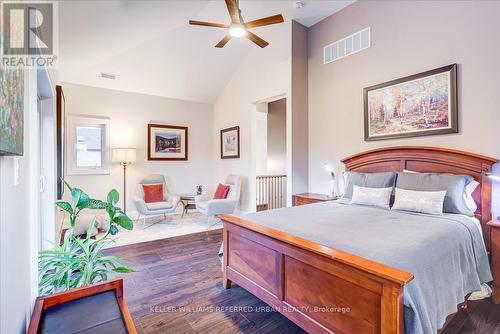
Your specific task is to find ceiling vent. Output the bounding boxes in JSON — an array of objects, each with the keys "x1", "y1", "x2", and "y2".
[
  {"x1": 323, "y1": 27, "x2": 370, "y2": 65},
  {"x1": 100, "y1": 72, "x2": 117, "y2": 80}
]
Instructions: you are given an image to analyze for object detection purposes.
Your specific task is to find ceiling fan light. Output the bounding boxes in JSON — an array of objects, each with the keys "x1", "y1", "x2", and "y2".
[{"x1": 229, "y1": 24, "x2": 246, "y2": 38}]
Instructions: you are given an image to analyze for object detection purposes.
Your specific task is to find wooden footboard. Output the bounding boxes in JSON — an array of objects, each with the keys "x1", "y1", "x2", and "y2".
[{"x1": 221, "y1": 215, "x2": 414, "y2": 334}]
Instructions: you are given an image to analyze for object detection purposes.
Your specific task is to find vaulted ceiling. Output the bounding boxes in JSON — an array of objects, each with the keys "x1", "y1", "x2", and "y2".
[{"x1": 59, "y1": 0, "x2": 353, "y2": 104}]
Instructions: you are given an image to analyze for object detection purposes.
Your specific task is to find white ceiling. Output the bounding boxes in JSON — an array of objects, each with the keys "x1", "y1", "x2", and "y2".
[{"x1": 59, "y1": 0, "x2": 354, "y2": 104}]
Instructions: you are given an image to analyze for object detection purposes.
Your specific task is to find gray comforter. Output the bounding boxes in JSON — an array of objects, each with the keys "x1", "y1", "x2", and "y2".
[{"x1": 225, "y1": 201, "x2": 491, "y2": 334}]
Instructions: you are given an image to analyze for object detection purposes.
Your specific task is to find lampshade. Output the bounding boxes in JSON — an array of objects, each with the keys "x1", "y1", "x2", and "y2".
[{"x1": 112, "y1": 148, "x2": 136, "y2": 163}]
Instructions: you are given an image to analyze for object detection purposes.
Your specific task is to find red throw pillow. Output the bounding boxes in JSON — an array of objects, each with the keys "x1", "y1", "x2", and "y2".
[
  {"x1": 214, "y1": 183, "x2": 230, "y2": 199},
  {"x1": 143, "y1": 184, "x2": 163, "y2": 203}
]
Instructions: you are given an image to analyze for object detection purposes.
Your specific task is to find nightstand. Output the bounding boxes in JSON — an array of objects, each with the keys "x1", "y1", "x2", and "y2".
[
  {"x1": 488, "y1": 219, "x2": 500, "y2": 304},
  {"x1": 292, "y1": 193, "x2": 338, "y2": 206}
]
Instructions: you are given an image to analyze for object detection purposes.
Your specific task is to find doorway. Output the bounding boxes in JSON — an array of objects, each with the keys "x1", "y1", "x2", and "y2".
[{"x1": 255, "y1": 97, "x2": 287, "y2": 211}]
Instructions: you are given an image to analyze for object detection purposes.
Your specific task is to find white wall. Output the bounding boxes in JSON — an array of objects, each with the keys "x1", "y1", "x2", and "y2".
[
  {"x1": 308, "y1": 1, "x2": 500, "y2": 215},
  {"x1": 0, "y1": 68, "x2": 39, "y2": 334},
  {"x1": 212, "y1": 22, "x2": 292, "y2": 213},
  {"x1": 62, "y1": 83, "x2": 214, "y2": 215}
]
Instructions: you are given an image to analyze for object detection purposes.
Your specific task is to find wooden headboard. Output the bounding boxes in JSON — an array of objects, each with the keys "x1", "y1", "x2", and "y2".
[{"x1": 341, "y1": 146, "x2": 498, "y2": 251}]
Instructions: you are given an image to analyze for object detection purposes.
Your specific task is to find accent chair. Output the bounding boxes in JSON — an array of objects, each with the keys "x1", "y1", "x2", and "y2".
[
  {"x1": 195, "y1": 175, "x2": 241, "y2": 224},
  {"x1": 133, "y1": 174, "x2": 180, "y2": 229}
]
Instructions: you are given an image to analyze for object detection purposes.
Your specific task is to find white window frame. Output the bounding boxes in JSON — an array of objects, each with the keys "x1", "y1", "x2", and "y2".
[{"x1": 67, "y1": 115, "x2": 110, "y2": 175}]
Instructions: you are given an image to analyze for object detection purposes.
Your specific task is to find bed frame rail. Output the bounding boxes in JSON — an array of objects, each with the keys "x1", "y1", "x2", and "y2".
[{"x1": 221, "y1": 216, "x2": 413, "y2": 334}]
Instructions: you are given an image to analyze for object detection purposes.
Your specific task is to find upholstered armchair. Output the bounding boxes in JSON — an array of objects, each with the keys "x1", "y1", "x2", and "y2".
[
  {"x1": 195, "y1": 175, "x2": 241, "y2": 218},
  {"x1": 133, "y1": 175, "x2": 180, "y2": 228}
]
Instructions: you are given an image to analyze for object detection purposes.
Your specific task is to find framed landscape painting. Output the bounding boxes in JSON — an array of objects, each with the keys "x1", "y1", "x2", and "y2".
[
  {"x1": 148, "y1": 124, "x2": 188, "y2": 160},
  {"x1": 0, "y1": 67, "x2": 24, "y2": 156},
  {"x1": 220, "y1": 126, "x2": 240, "y2": 159},
  {"x1": 364, "y1": 64, "x2": 457, "y2": 141}
]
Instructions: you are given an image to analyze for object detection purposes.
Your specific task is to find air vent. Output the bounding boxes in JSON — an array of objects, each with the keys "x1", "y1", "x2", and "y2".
[
  {"x1": 323, "y1": 27, "x2": 370, "y2": 64},
  {"x1": 100, "y1": 72, "x2": 117, "y2": 80}
]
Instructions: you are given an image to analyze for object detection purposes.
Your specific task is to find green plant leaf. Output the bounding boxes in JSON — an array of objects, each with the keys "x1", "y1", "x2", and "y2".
[
  {"x1": 56, "y1": 201, "x2": 73, "y2": 214},
  {"x1": 107, "y1": 189, "x2": 119, "y2": 206},
  {"x1": 76, "y1": 192, "x2": 91, "y2": 209},
  {"x1": 113, "y1": 214, "x2": 133, "y2": 230},
  {"x1": 71, "y1": 188, "x2": 84, "y2": 207},
  {"x1": 85, "y1": 199, "x2": 108, "y2": 210},
  {"x1": 109, "y1": 225, "x2": 119, "y2": 235},
  {"x1": 113, "y1": 267, "x2": 135, "y2": 273}
]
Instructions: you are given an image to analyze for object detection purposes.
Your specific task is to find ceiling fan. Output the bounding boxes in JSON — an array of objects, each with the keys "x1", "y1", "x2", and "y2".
[{"x1": 189, "y1": 0, "x2": 284, "y2": 48}]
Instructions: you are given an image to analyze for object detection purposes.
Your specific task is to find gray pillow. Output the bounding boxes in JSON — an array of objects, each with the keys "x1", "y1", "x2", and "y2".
[
  {"x1": 342, "y1": 171, "x2": 397, "y2": 199},
  {"x1": 395, "y1": 172, "x2": 474, "y2": 216}
]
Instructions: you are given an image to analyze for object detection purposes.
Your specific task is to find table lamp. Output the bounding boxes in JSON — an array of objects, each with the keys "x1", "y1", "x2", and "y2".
[
  {"x1": 112, "y1": 148, "x2": 136, "y2": 213},
  {"x1": 323, "y1": 163, "x2": 339, "y2": 198}
]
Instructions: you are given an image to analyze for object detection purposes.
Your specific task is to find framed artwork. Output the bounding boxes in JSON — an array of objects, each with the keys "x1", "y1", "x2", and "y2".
[
  {"x1": 148, "y1": 124, "x2": 188, "y2": 161},
  {"x1": 0, "y1": 67, "x2": 24, "y2": 156},
  {"x1": 364, "y1": 64, "x2": 458, "y2": 141},
  {"x1": 220, "y1": 126, "x2": 240, "y2": 159}
]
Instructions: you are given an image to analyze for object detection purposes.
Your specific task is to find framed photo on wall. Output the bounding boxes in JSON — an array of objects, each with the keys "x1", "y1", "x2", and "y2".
[
  {"x1": 148, "y1": 124, "x2": 188, "y2": 160},
  {"x1": 364, "y1": 64, "x2": 458, "y2": 141},
  {"x1": 0, "y1": 67, "x2": 24, "y2": 156},
  {"x1": 220, "y1": 126, "x2": 240, "y2": 159}
]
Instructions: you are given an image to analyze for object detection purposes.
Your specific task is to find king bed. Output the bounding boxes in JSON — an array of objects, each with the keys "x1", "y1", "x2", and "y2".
[{"x1": 220, "y1": 146, "x2": 499, "y2": 334}]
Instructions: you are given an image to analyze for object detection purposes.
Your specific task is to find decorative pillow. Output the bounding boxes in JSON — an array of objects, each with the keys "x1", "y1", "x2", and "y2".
[
  {"x1": 214, "y1": 183, "x2": 230, "y2": 199},
  {"x1": 342, "y1": 172, "x2": 397, "y2": 199},
  {"x1": 351, "y1": 185, "x2": 393, "y2": 209},
  {"x1": 402, "y1": 169, "x2": 479, "y2": 213},
  {"x1": 392, "y1": 188, "x2": 447, "y2": 215},
  {"x1": 142, "y1": 183, "x2": 164, "y2": 203},
  {"x1": 396, "y1": 172, "x2": 474, "y2": 216}
]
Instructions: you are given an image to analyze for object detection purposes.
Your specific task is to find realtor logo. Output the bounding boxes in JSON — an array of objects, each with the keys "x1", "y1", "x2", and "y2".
[{"x1": 1, "y1": 1, "x2": 58, "y2": 67}]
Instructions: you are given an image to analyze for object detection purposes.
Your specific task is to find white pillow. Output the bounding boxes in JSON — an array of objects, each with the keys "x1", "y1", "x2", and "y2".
[
  {"x1": 350, "y1": 185, "x2": 393, "y2": 209},
  {"x1": 464, "y1": 180, "x2": 479, "y2": 213},
  {"x1": 392, "y1": 188, "x2": 447, "y2": 215},
  {"x1": 403, "y1": 169, "x2": 478, "y2": 213}
]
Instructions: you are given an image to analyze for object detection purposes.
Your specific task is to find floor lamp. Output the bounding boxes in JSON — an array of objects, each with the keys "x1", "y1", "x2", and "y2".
[{"x1": 112, "y1": 148, "x2": 136, "y2": 213}]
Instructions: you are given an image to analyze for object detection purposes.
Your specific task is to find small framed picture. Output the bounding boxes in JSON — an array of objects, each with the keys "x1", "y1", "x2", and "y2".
[
  {"x1": 220, "y1": 126, "x2": 240, "y2": 159},
  {"x1": 148, "y1": 124, "x2": 188, "y2": 161}
]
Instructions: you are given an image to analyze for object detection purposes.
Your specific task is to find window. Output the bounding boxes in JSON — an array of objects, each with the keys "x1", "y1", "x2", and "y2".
[{"x1": 67, "y1": 115, "x2": 110, "y2": 175}]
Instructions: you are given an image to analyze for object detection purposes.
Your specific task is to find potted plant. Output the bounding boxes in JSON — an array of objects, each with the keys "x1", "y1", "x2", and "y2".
[{"x1": 38, "y1": 183, "x2": 134, "y2": 296}]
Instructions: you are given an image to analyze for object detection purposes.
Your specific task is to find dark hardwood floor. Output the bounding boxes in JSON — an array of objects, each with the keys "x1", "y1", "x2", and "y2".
[{"x1": 105, "y1": 230, "x2": 500, "y2": 334}]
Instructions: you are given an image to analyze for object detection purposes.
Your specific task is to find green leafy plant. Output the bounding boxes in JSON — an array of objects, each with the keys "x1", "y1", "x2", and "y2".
[
  {"x1": 39, "y1": 221, "x2": 134, "y2": 295},
  {"x1": 55, "y1": 181, "x2": 133, "y2": 235},
  {"x1": 39, "y1": 183, "x2": 135, "y2": 295}
]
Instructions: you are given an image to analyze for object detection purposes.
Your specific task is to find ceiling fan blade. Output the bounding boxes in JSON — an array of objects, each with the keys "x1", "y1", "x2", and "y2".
[
  {"x1": 244, "y1": 14, "x2": 284, "y2": 29},
  {"x1": 189, "y1": 20, "x2": 229, "y2": 28},
  {"x1": 215, "y1": 35, "x2": 231, "y2": 48},
  {"x1": 246, "y1": 31, "x2": 269, "y2": 48},
  {"x1": 225, "y1": 0, "x2": 240, "y2": 23}
]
